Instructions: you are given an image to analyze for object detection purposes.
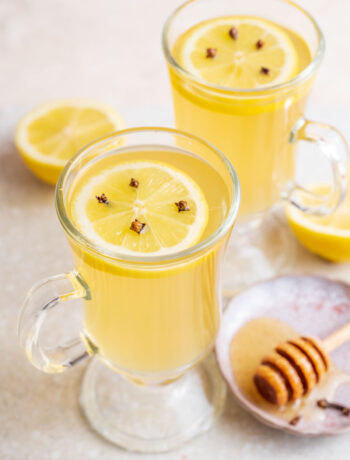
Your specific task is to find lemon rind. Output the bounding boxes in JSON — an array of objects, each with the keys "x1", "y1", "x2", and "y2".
[{"x1": 287, "y1": 205, "x2": 350, "y2": 238}]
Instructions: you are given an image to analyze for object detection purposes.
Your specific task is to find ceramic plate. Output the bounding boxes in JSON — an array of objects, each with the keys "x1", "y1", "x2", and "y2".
[{"x1": 216, "y1": 275, "x2": 350, "y2": 436}]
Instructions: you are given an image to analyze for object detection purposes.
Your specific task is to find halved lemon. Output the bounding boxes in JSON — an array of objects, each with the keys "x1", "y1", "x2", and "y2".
[
  {"x1": 70, "y1": 161, "x2": 209, "y2": 255},
  {"x1": 175, "y1": 16, "x2": 299, "y2": 88},
  {"x1": 15, "y1": 99, "x2": 124, "y2": 185},
  {"x1": 286, "y1": 187, "x2": 350, "y2": 262}
]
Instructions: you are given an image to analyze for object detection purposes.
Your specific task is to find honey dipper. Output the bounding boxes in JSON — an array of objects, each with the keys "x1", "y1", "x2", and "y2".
[{"x1": 253, "y1": 321, "x2": 350, "y2": 406}]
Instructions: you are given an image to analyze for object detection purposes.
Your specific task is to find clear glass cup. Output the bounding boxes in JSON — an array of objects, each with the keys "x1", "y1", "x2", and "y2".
[
  {"x1": 162, "y1": 0, "x2": 349, "y2": 291},
  {"x1": 18, "y1": 127, "x2": 240, "y2": 453}
]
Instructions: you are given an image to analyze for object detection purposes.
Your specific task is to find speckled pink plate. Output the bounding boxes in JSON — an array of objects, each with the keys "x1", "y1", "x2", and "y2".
[{"x1": 216, "y1": 275, "x2": 350, "y2": 436}]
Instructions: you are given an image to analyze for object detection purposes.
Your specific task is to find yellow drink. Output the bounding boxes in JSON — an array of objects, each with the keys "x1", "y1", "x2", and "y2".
[
  {"x1": 66, "y1": 146, "x2": 235, "y2": 378},
  {"x1": 19, "y1": 128, "x2": 239, "y2": 450},
  {"x1": 166, "y1": 15, "x2": 313, "y2": 216}
]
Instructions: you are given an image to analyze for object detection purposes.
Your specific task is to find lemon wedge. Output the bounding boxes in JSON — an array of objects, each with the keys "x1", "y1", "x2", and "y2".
[
  {"x1": 15, "y1": 99, "x2": 124, "y2": 184},
  {"x1": 70, "y1": 161, "x2": 209, "y2": 256},
  {"x1": 175, "y1": 16, "x2": 299, "y2": 88},
  {"x1": 286, "y1": 187, "x2": 350, "y2": 262}
]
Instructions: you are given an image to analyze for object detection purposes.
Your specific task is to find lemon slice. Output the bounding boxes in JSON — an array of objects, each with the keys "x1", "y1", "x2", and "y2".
[
  {"x1": 286, "y1": 187, "x2": 350, "y2": 262},
  {"x1": 176, "y1": 17, "x2": 299, "y2": 88},
  {"x1": 70, "y1": 161, "x2": 209, "y2": 256},
  {"x1": 15, "y1": 99, "x2": 124, "y2": 185}
]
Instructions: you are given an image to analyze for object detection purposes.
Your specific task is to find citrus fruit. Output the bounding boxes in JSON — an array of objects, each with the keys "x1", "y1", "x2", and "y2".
[
  {"x1": 175, "y1": 16, "x2": 299, "y2": 88},
  {"x1": 286, "y1": 187, "x2": 350, "y2": 262},
  {"x1": 15, "y1": 99, "x2": 124, "y2": 184},
  {"x1": 70, "y1": 161, "x2": 209, "y2": 256}
]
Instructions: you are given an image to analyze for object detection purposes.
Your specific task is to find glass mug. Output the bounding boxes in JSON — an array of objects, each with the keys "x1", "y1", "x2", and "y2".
[
  {"x1": 162, "y1": 0, "x2": 349, "y2": 290},
  {"x1": 18, "y1": 128, "x2": 240, "y2": 453}
]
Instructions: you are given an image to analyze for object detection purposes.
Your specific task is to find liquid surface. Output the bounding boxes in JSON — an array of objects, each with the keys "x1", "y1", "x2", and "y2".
[{"x1": 230, "y1": 317, "x2": 350, "y2": 424}]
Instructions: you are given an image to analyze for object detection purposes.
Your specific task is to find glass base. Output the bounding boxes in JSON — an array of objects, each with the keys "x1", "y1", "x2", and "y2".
[
  {"x1": 223, "y1": 206, "x2": 297, "y2": 294},
  {"x1": 80, "y1": 353, "x2": 227, "y2": 453}
]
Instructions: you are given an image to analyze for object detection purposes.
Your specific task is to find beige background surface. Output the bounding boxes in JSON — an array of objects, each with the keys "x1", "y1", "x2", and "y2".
[{"x1": 1, "y1": 0, "x2": 350, "y2": 459}]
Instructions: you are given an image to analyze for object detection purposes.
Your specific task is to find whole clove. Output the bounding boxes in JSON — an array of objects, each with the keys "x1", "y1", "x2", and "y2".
[
  {"x1": 130, "y1": 219, "x2": 146, "y2": 234},
  {"x1": 175, "y1": 200, "x2": 190, "y2": 212},
  {"x1": 206, "y1": 47, "x2": 217, "y2": 58},
  {"x1": 96, "y1": 193, "x2": 109, "y2": 204},
  {"x1": 289, "y1": 415, "x2": 302, "y2": 426},
  {"x1": 317, "y1": 399, "x2": 350, "y2": 416},
  {"x1": 229, "y1": 27, "x2": 238, "y2": 40}
]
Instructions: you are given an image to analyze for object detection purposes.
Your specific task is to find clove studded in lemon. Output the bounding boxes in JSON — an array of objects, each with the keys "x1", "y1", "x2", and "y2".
[
  {"x1": 70, "y1": 160, "x2": 209, "y2": 256},
  {"x1": 174, "y1": 16, "x2": 299, "y2": 88}
]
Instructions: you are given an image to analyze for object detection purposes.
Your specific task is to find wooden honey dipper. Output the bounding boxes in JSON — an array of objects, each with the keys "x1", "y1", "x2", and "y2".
[{"x1": 253, "y1": 322, "x2": 350, "y2": 406}]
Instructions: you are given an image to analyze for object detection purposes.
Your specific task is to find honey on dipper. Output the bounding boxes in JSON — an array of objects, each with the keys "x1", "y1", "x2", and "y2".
[
  {"x1": 254, "y1": 336, "x2": 330, "y2": 406},
  {"x1": 253, "y1": 316, "x2": 350, "y2": 407}
]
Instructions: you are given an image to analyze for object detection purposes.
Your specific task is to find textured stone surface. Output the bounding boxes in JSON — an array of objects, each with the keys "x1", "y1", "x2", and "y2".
[{"x1": 1, "y1": 0, "x2": 350, "y2": 459}]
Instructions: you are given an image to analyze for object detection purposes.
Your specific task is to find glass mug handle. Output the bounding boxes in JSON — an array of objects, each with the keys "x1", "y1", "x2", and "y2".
[
  {"x1": 285, "y1": 117, "x2": 349, "y2": 216},
  {"x1": 18, "y1": 271, "x2": 89, "y2": 373}
]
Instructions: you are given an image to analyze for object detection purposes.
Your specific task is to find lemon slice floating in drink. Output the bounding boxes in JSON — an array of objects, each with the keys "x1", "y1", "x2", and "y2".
[
  {"x1": 70, "y1": 161, "x2": 209, "y2": 255},
  {"x1": 175, "y1": 17, "x2": 299, "y2": 88},
  {"x1": 286, "y1": 188, "x2": 350, "y2": 262},
  {"x1": 15, "y1": 99, "x2": 124, "y2": 185}
]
